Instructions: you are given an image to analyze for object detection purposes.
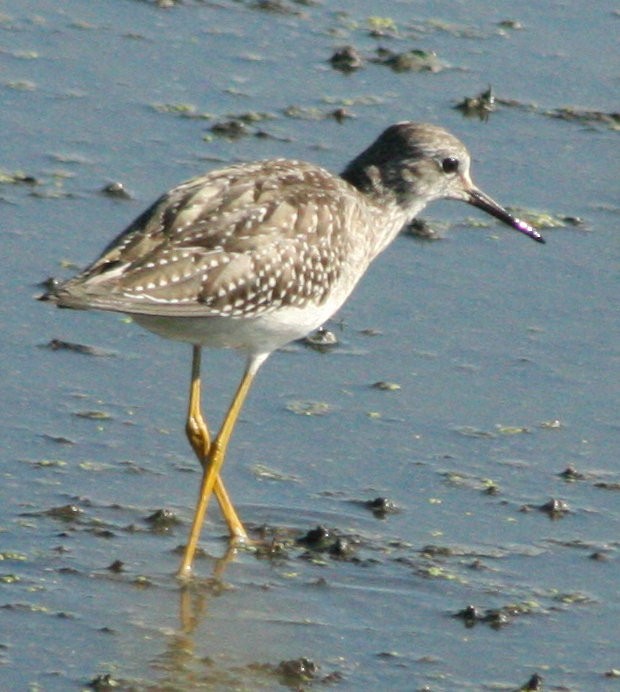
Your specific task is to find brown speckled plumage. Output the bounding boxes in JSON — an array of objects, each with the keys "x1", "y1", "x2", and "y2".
[
  {"x1": 50, "y1": 123, "x2": 542, "y2": 337},
  {"x1": 43, "y1": 122, "x2": 544, "y2": 576},
  {"x1": 55, "y1": 160, "x2": 383, "y2": 319}
]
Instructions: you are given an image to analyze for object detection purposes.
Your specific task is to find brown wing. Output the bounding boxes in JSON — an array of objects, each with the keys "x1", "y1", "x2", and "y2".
[{"x1": 54, "y1": 159, "x2": 364, "y2": 317}]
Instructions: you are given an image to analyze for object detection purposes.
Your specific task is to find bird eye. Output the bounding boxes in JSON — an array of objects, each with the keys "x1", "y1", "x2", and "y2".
[{"x1": 441, "y1": 157, "x2": 459, "y2": 174}]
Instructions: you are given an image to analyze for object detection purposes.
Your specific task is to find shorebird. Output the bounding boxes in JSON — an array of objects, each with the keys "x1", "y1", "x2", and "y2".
[{"x1": 43, "y1": 122, "x2": 544, "y2": 577}]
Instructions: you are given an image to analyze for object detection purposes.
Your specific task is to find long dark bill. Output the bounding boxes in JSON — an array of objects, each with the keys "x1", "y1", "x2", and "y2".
[{"x1": 468, "y1": 188, "x2": 545, "y2": 244}]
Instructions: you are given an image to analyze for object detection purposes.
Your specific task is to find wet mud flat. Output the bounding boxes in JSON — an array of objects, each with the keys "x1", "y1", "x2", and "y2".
[{"x1": 1, "y1": 0, "x2": 619, "y2": 690}]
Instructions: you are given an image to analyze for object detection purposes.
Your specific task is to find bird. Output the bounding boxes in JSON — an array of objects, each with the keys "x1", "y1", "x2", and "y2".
[{"x1": 42, "y1": 121, "x2": 545, "y2": 578}]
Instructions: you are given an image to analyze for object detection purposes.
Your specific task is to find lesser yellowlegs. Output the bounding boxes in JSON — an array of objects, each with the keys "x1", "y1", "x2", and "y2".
[{"x1": 43, "y1": 122, "x2": 544, "y2": 577}]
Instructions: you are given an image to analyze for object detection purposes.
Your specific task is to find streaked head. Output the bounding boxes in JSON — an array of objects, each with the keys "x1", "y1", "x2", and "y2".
[{"x1": 342, "y1": 121, "x2": 544, "y2": 243}]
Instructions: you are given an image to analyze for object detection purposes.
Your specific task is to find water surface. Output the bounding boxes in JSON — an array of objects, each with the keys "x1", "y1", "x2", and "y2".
[{"x1": 1, "y1": 1, "x2": 618, "y2": 689}]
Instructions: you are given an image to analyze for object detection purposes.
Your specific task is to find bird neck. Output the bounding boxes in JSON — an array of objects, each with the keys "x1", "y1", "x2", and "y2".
[
  {"x1": 341, "y1": 165, "x2": 427, "y2": 260},
  {"x1": 342, "y1": 160, "x2": 428, "y2": 214}
]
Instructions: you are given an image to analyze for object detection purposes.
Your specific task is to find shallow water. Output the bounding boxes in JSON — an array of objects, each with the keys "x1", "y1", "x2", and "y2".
[{"x1": 1, "y1": 1, "x2": 619, "y2": 690}]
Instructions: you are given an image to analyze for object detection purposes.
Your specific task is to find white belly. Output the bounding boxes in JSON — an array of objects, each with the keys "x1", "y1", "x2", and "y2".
[{"x1": 133, "y1": 294, "x2": 342, "y2": 356}]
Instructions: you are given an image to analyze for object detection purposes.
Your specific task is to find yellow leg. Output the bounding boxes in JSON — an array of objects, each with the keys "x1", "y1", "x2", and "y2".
[
  {"x1": 178, "y1": 349, "x2": 266, "y2": 578},
  {"x1": 184, "y1": 346, "x2": 246, "y2": 540}
]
